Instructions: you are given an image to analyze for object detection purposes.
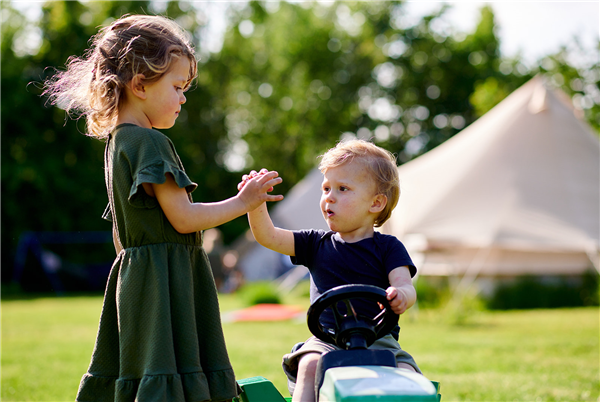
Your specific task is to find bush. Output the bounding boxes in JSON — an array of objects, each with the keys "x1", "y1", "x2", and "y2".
[
  {"x1": 486, "y1": 270, "x2": 599, "y2": 310},
  {"x1": 444, "y1": 289, "x2": 486, "y2": 326},
  {"x1": 414, "y1": 276, "x2": 450, "y2": 309},
  {"x1": 238, "y1": 281, "x2": 282, "y2": 306}
]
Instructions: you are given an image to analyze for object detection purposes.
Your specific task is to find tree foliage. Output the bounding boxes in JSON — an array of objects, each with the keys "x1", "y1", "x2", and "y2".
[
  {"x1": 2, "y1": 1, "x2": 598, "y2": 281},
  {"x1": 1, "y1": 1, "x2": 154, "y2": 273},
  {"x1": 205, "y1": 2, "x2": 536, "y2": 175}
]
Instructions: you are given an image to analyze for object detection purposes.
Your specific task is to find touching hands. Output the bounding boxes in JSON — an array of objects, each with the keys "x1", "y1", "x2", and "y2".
[
  {"x1": 237, "y1": 168, "x2": 271, "y2": 191},
  {"x1": 236, "y1": 168, "x2": 283, "y2": 211}
]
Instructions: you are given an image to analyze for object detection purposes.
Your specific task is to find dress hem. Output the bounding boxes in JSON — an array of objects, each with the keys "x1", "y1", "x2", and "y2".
[{"x1": 76, "y1": 368, "x2": 238, "y2": 402}]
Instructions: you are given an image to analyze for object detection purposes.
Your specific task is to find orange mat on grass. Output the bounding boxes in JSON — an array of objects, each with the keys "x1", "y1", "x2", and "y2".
[{"x1": 223, "y1": 304, "x2": 305, "y2": 322}]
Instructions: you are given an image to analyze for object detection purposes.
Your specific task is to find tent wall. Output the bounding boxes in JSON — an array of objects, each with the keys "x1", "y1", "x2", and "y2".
[
  {"x1": 414, "y1": 247, "x2": 596, "y2": 277},
  {"x1": 236, "y1": 77, "x2": 599, "y2": 281},
  {"x1": 383, "y1": 76, "x2": 599, "y2": 277}
]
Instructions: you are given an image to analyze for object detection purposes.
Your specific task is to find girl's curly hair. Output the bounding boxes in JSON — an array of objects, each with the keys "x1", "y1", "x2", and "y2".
[{"x1": 43, "y1": 14, "x2": 197, "y2": 139}]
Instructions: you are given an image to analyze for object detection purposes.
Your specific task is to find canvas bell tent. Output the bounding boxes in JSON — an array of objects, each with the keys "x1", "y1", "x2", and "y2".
[
  {"x1": 381, "y1": 76, "x2": 599, "y2": 278},
  {"x1": 237, "y1": 76, "x2": 599, "y2": 283}
]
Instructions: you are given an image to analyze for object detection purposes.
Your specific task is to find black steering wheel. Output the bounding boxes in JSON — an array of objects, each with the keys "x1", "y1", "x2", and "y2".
[{"x1": 307, "y1": 284, "x2": 400, "y2": 350}]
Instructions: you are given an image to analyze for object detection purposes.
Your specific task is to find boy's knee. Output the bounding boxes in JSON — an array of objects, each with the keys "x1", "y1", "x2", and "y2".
[
  {"x1": 397, "y1": 362, "x2": 417, "y2": 372},
  {"x1": 298, "y1": 352, "x2": 321, "y2": 377}
]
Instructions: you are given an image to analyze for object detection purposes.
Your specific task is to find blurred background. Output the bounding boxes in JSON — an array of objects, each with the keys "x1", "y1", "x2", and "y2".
[{"x1": 2, "y1": 0, "x2": 598, "y2": 308}]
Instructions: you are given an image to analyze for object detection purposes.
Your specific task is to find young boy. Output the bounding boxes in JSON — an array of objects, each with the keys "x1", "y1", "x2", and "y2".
[{"x1": 241, "y1": 140, "x2": 420, "y2": 402}]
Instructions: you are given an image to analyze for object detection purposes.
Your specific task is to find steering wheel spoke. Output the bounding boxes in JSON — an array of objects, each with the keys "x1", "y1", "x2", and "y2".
[
  {"x1": 373, "y1": 308, "x2": 386, "y2": 323},
  {"x1": 307, "y1": 285, "x2": 400, "y2": 349}
]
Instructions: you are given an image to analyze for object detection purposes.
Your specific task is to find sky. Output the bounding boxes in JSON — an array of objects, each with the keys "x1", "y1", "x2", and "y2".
[
  {"x1": 9, "y1": 0, "x2": 600, "y2": 66},
  {"x1": 402, "y1": 1, "x2": 599, "y2": 66}
]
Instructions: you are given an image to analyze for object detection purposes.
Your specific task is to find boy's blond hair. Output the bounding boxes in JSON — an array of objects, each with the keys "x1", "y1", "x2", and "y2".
[{"x1": 319, "y1": 139, "x2": 399, "y2": 227}]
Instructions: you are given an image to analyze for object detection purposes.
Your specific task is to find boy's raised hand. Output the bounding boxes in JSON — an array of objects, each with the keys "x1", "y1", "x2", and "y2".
[{"x1": 237, "y1": 169, "x2": 283, "y2": 212}]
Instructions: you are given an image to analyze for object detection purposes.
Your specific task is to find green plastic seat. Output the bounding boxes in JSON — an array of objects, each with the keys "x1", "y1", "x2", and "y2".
[{"x1": 234, "y1": 376, "x2": 287, "y2": 402}]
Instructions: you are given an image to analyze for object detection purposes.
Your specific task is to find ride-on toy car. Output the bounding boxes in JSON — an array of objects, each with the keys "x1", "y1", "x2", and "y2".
[{"x1": 234, "y1": 284, "x2": 441, "y2": 402}]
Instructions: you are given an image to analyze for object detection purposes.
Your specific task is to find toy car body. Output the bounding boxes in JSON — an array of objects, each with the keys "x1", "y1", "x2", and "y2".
[{"x1": 234, "y1": 284, "x2": 441, "y2": 402}]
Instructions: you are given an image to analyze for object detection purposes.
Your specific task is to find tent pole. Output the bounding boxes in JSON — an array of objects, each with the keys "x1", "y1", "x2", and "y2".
[
  {"x1": 447, "y1": 246, "x2": 492, "y2": 309},
  {"x1": 586, "y1": 248, "x2": 600, "y2": 275}
]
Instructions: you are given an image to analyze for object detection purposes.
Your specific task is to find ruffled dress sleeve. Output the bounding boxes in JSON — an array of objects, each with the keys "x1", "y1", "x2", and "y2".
[{"x1": 124, "y1": 128, "x2": 197, "y2": 209}]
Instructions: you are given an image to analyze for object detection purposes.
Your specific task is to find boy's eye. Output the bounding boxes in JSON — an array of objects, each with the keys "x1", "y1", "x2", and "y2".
[
  {"x1": 323, "y1": 187, "x2": 330, "y2": 192},
  {"x1": 339, "y1": 186, "x2": 348, "y2": 191}
]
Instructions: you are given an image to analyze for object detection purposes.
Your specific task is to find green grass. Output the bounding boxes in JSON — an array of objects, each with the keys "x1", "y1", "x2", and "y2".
[
  {"x1": 2, "y1": 291, "x2": 598, "y2": 401},
  {"x1": 2, "y1": 295, "x2": 102, "y2": 401}
]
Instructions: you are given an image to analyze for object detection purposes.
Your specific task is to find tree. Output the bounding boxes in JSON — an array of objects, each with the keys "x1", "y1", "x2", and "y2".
[
  {"x1": 534, "y1": 42, "x2": 600, "y2": 132},
  {"x1": 202, "y1": 2, "x2": 532, "y2": 172},
  {"x1": 1, "y1": 1, "x2": 153, "y2": 278},
  {"x1": 360, "y1": 4, "x2": 538, "y2": 161},
  {"x1": 3, "y1": 0, "x2": 597, "y2": 285},
  {"x1": 198, "y1": 1, "x2": 389, "y2": 187}
]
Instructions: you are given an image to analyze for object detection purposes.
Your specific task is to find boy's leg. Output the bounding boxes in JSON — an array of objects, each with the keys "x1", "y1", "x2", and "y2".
[
  {"x1": 370, "y1": 335, "x2": 422, "y2": 374},
  {"x1": 397, "y1": 362, "x2": 417, "y2": 372},
  {"x1": 292, "y1": 352, "x2": 321, "y2": 402}
]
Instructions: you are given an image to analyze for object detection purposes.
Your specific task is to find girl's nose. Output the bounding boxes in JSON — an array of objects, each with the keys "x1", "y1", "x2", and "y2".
[{"x1": 180, "y1": 93, "x2": 186, "y2": 104}]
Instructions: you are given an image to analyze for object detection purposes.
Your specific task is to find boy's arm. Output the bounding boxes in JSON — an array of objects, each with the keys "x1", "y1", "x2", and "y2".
[
  {"x1": 386, "y1": 266, "x2": 417, "y2": 315},
  {"x1": 248, "y1": 203, "x2": 296, "y2": 256}
]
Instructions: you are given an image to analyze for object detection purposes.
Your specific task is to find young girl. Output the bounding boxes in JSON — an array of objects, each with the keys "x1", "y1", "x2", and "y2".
[{"x1": 44, "y1": 15, "x2": 283, "y2": 402}]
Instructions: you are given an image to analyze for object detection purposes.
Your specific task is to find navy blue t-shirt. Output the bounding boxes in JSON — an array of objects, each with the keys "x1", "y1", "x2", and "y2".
[{"x1": 291, "y1": 229, "x2": 416, "y2": 334}]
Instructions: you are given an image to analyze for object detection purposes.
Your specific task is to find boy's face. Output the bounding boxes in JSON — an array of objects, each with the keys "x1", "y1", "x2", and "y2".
[{"x1": 320, "y1": 161, "x2": 384, "y2": 238}]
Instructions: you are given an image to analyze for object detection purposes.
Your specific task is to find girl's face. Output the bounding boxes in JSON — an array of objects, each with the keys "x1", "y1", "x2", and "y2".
[
  {"x1": 142, "y1": 56, "x2": 190, "y2": 129},
  {"x1": 320, "y1": 161, "x2": 382, "y2": 240}
]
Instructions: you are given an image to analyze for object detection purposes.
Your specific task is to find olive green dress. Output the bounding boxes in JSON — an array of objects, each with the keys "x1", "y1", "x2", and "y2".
[{"x1": 76, "y1": 124, "x2": 238, "y2": 402}]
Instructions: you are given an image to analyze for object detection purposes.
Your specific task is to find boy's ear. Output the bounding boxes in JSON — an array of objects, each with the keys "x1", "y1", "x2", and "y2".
[
  {"x1": 370, "y1": 194, "x2": 387, "y2": 214},
  {"x1": 128, "y1": 74, "x2": 147, "y2": 100}
]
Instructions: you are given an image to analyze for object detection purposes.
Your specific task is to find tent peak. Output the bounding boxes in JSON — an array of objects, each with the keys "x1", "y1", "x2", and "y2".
[{"x1": 528, "y1": 77, "x2": 549, "y2": 114}]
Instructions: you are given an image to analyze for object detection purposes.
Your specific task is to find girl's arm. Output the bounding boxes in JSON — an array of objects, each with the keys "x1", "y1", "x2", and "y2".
[
  {"x1": 112, "y1": 225, "x2": 123, "y2": 255},
  {"x1": 386, "y1": 266, "x2": 417, "y2": 315},
  {"x1": 248, "y1": 203, "x2": 295, "y2": 256},
  {"x1": 149, "y1": 171, "x2": 283, "y2": 234}
]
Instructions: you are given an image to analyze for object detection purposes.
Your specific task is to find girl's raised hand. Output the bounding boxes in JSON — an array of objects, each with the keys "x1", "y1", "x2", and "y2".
[
  {"x1": 237, "y1": 168, "x2": 272, "y2": 191},
  {"x1": 237, "y1": 170, "x2": 283, "y2": 211}
]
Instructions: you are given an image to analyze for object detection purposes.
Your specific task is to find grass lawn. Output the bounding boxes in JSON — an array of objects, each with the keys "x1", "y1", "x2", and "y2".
[{"x1": 2, "y1": 291, "x2": 598, "y2": 401}]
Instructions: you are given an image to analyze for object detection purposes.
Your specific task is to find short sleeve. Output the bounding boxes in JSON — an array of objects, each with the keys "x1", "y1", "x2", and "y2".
[
  {"x1": 290, "y1": 229, "x2": 328, "y2": 268},
  {"x1": 382, "y1": 235, "x2": 417, "y2": 278},
  {"x1": 128, "y1": 160, "x2": 197, "y2": 208},
  {"x1": 123, "y1": 128, "x2": 198, "y2": 209}
]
